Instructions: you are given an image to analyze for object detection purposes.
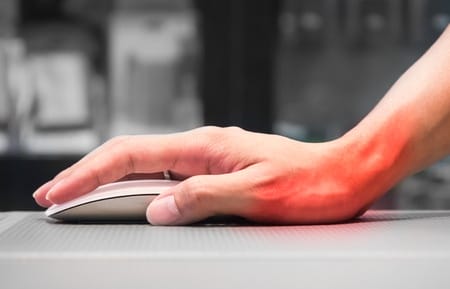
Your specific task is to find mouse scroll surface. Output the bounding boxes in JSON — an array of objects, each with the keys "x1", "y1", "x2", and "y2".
[{"x1": 45, "y1": 180, "x2": 179, "y2": 222}]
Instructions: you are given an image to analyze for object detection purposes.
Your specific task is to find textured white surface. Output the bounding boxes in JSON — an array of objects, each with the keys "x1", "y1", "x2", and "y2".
[{"x1": 1, "y1": 210, "x2": 450, "y2": 289}]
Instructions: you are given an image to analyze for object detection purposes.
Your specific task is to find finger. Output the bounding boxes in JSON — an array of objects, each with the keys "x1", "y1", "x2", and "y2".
[
  {"x1": 32, "y1": 180, "x2": 56, "y2": 208},
  {"x1": 32, "y1": 136, "x2": 132, "y2": 202},
  {"x1": 44, "y1": 131, "x2": 218, "y2": 204},
  {"x1": 146, "y1": 167, "x2": 260, "y2": 225},
  {"x1": 33, "y1": 173, "x2": 168, "y2": 208},
  {"x1": 44, "y1": 135, "x2": 178, "y2": 204}
]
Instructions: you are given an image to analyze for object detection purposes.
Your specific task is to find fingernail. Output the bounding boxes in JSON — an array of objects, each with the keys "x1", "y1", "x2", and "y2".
[
  {"x1": 147, "y1": 194, "x2": 181, "y2": 225},
  {"x1": 33, "y1": 180, "x2": 53, "y2": 199}
]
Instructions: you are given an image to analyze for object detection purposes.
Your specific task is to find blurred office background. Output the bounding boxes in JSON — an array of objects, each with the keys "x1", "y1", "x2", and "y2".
[{"x1": 0, "y1": 0, "x2": 449, "y2": 211}]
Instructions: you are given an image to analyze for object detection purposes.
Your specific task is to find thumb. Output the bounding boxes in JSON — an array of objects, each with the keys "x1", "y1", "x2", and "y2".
[{"x1": 146, "y1": 172, "x2": 253, "y2": 225}]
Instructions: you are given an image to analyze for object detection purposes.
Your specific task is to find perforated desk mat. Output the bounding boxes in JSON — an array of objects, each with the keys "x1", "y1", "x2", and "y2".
[{"x1": 1, "y1": 211, "x2": 450, "y2": 289}]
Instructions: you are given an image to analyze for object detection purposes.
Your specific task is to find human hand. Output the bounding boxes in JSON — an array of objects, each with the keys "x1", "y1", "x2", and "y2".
[{"x1": 33, "y1": 126, "x2": 392, "y2": 225}]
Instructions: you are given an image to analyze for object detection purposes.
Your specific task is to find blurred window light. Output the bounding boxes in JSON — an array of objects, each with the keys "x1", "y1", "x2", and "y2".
[
  {"x1": 108, "y1": 11, "x2": 201, "y2": 137},
  {"x1": 21, "y1": 51, "x2": 100, "y2": 155},
  {"x1": 0, "y1": 38, "x2": 25, "y2": 153}
]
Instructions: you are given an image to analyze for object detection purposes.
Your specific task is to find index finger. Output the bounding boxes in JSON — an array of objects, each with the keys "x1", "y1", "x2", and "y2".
[
  {"x1": 40, "y1": 131, "x2": 214, "y2": 205},
  {"x1": 33, "y1": 136, "x2": 135, "y2": 207}
]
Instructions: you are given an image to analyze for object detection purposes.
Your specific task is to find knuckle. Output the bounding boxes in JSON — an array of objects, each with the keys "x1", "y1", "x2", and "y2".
[
  {"x1": 195, "y1": 126, "x2": 222, "y2": 138},
  {"x1": 223, "y1": 126, "x2": 243, "y2": 134},
  {"x1": 108, "y1": 136, "x2": 136, "y2": 156},
  {"x1": 193, "y1": 126, "x2": 244, "y2": 145},
  {"x1": 191, "y1": 126, "x2": 225, "y2": 152},
  {"x1": 179, "y1": 177, "x2": 213, "y2": 212},
  {"x1": 107, "y1": 135, "x2": 132, "y2": 146},
  {"x1": 110, "y1": 138, "x2": 136, "y2": 174},
  {"x1": 86, "y1": 167, "x2": 103, "y2": 186}
]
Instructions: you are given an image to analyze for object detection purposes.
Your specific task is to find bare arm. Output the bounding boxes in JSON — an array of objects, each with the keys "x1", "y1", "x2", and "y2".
[
  {"x1": 343, "y1": 25, "x2": 450, "y2": 209},
  {"x1": 33, "y1": 26, "x2": 450, "y2": 225}
]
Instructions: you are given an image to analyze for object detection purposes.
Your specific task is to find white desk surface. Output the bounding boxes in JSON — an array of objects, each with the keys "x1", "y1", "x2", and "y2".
[{"x1": 1, "y1": 210, "x2": 450, "y2": 289}]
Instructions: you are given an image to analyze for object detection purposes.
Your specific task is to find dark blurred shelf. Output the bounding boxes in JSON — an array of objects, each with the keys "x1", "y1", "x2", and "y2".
[{"x1": 0, "y1": 154, "x2": 81, "y2": 210}]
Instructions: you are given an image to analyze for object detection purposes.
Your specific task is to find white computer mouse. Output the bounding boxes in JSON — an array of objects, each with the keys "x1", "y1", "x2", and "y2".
[{"x1": 45, "y1": 179, "x2": 179, "y2": 222}]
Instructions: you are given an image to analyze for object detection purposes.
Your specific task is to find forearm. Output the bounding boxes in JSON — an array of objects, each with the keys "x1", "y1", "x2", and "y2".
[
  {"x1": 343, "y1": 26, "x2": 450, "y2": 204},
  {"x1": 32, "y1": 28, "x2": 450, "y2": 225}
]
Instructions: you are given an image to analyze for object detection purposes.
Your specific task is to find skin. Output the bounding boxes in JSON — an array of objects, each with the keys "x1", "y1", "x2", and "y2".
[{"x1": 33, "y1": 26, "x2": 450, "y2": 225}]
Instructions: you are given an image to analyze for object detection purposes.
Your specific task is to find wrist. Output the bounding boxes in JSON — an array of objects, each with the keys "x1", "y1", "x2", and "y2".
[{"x1": 336, "y1": 119, "x2": 412, "y2": 207}]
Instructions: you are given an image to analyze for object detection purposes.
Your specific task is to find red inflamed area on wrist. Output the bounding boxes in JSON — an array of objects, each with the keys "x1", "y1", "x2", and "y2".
[{"x1": 345, "y1": 112, "x2": 416, "y2": 208}]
